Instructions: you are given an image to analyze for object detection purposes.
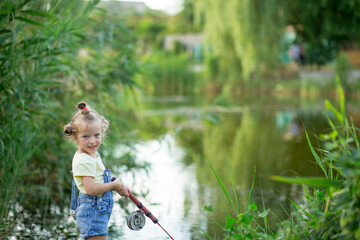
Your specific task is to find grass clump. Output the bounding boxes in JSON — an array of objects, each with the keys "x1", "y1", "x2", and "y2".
[{"x1": 205, "y1": 78, "x2": 360, "y2": 239}]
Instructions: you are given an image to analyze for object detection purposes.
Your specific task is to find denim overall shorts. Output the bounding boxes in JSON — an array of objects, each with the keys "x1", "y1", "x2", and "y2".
[{"x1": 71, "y1": 169, "x2": 114, "y2": 239}]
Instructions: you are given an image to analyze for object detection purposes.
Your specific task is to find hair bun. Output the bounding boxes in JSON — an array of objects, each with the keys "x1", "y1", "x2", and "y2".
[
  {"x1": 77, "y1": 101, "x2": 90, "y2": 114},
  {"x1": 64, "y1": 124, "x2": 75, "y2": 136},
  {"x1": 77, "y1": 102, "x2": 87, "y2": 110}
]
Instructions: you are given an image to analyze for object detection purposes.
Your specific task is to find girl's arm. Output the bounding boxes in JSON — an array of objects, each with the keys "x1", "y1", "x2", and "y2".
[{"x1": 82, "y1": 176, "x2": 129, "y2": 198}]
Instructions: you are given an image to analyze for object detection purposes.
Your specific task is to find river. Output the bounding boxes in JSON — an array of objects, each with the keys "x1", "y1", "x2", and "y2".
[{"x1": 107, "y1": 94, "x2": 349, "y2": 239}]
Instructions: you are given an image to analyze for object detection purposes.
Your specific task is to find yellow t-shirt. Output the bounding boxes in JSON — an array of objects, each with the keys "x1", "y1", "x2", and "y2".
[{"x1": 72, "y1": 151, "x2": 105, "y2": 194}]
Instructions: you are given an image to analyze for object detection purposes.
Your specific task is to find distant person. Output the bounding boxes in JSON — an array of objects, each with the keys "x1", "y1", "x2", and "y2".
[
  {"x1": 283, "y1": 114, "x2": 303, "y2": 142},
  {"x1": 64, "y1": 101, "x2": 130, "y2": 240},
  {"x1": 289, "y1": 44, "x2": 300, "y2": 63},
  {"x1": 299, "y1": 45, "x2": 306, "y2": 66}
]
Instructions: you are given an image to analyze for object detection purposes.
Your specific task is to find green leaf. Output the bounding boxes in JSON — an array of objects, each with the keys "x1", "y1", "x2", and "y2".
[
  {"x1": 204, "y1": 205, "x2": 213, "y2": 212},
  {"x1": 335, "y1": 76, "x2": 346, "y2": 118},
  {"x1": 242, "y1": 213, "x2": 253, "y2": 225},
  {"x1": 15, "y1": 16, "x2": 44, "y2": 27},
  {"x1": 270, "y1": 175, "x2": 343, "y2": 188},
  {"x1": 207, "y1": 158, "x2": 236, "y2": 212},
  {"x1": 325, "y1": 99, "x2": 343, "y2": 124},
  {"x1": 0, "y1": 32, "x2": 12, "y2": 44},
  {"x1": 317, "y1": 191, "x2": 324, "y2": 200},
  {"x1": 0, "y1": 10, "x2": 12, "y2": 15},
  {"x1": 344, "y1": 137, "x2": 354, "y2": 145},
  {"x1": 259, "y1": 209, "x2": 270, "y2": 218},
  {"x1": 305, "y1": 130, "x2": 328, "y2": 178},
  {"x1": 249, "y1": 202, "x2": 258, "y2": 211},
  {"x1": 200, "y1": 227, "x2": 214, "y2": 240},
  {"x1": 329, "y1": 130, "x2": 338, "y2": 139},
  {"x1": 247, "y1": 167, "x2": 256, "y2": 208},
  {"x1": 324, "y1": 142, "x2": 338, "y2": 151},
  {"x1": 225, "y1": 215, "x2": 236, "y2": 229},
  {"x1": 37, "y1": 80, "x2": 62, "y2": 86},
  {"x1": 0, "y1": 29, "x2": 11, "y2": 34},
  {"x1": 288, "y1": 199, "x2": 317, "y2": 221},
  {"x1": 319, "y1": 133, "x2": 330, "y2": 140},
  {"x1": 22, "y1": 136, "x2": 45, "y2": 162},
  {"x1": 20, "y1": 10, "x2": 55, "y2": 18}
]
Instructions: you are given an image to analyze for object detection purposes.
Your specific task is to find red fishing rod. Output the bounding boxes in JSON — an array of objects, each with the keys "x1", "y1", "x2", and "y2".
[{"x1": 112, "y1": 177, "x2": 174, "y2": 240}]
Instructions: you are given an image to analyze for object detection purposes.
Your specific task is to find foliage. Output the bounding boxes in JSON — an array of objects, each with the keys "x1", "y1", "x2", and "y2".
[
  {"x1": 335, "y1": 53, "x2": 351, "y2": 90},
  {"x1": 1, "y1": 0, "x2": 93, "y2": 232},
  {"x1": 167, "y1": 0, "x2": 201, "y2": 33},
  {"x1": 193, "y1": 0, "x2": 360, "y2": 87},
  {"x1": 0, "y1": 0, "x2": 142, "y2": 237},
  {"x1": 136, "y1": 51, "x2": 199, "y2": 95},
  {"x1": 287, "y1": 0, "x2": 360, "y2": 65},
  {"x1": 205, "y1": 79, "x2": 360, "y2": 239},
  {"x1": 194, "y1": 0, "x2": 286, "y2": 81},
  {"x1": 125, "y1": 11, "x2": 169, "y2": 52}
]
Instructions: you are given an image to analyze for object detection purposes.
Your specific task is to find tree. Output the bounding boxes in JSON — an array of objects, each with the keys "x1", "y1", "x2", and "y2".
[
  {"x1": 194, "y1": 0, "x2": 286, "y2": 82},
  {"x1": 287, "y1": 0, "x2": 360, "y2": 65},
  {"x1": 167, "y1": 0, "x2": 201, "y2": 33},
  {"x1": 194, "y1": 0, "x2": 360, "y2": 82}
]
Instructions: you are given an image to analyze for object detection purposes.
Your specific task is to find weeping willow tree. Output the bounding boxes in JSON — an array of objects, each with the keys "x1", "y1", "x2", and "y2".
[{"x1": 194, "y1": 0, "x2": 286, "y2": 83}]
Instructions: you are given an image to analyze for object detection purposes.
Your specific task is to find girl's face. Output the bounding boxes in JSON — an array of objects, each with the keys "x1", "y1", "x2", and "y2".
[{"x1": 73, "y1": 120, "x2": 102, "y2": 157}]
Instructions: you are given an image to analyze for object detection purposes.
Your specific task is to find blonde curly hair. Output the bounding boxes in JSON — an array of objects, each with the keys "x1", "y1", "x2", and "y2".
[{"x1": 63, "y1": 101, "x2": 109, "y2": 138}]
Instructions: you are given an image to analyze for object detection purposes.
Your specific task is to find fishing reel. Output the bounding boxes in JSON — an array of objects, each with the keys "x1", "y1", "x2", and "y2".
[{"x1": 127, "y1": 210, "x2": 146, "y2": 231}]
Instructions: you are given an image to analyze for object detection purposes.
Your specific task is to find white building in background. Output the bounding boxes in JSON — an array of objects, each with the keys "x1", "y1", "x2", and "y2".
[{"x1": 163, "y1": 33, "x2": 203, "y2": 59}]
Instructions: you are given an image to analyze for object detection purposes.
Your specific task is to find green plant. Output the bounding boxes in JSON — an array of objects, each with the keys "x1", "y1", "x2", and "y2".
[
  {"x1": 272, "y1": 78, "x2": 360, "y2": 239},
  {"x1": 0, "y1": 0, "x2": 93, "y2": 234},
  {"x1": 336, "y1": 53, "x2": 351, "y2": 90},
  {"x1": 205, "y1": 77, "x2": 360, "y2": 239},
  {"x1": 137, "y1": 51, "x2": 198, "y2": 95},
  {"x1": 0, "y1": 0, "x2": 143, "y2": 238},
  {"x1": 204, "y1": 160, "x2": 273, "y2": 239}
]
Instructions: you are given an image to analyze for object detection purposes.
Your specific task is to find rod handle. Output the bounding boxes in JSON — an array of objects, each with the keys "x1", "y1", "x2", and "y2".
[{"x1": 111, "y1": 177, "x2": 159, "y2": 224}]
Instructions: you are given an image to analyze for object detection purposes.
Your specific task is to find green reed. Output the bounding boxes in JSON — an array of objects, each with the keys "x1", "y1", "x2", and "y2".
[
  {"x1": 1, "y1": 0, "x2": 95, "y2": 234},
  {"x1": 1, "y1": 0, "x2": 143, "y2": 237}
]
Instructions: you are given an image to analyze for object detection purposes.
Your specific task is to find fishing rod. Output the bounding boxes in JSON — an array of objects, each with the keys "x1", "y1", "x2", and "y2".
[{"x1": 111, "y1": 177, "x2": 174, "y2": 240}]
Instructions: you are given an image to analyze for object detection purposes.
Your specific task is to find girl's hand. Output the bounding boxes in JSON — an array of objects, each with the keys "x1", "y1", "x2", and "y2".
[
  {"x1": 118, "y1": 185, "x2": 130, "y2": 199},
  {"x1": 112, "y1": 177, "x2": 130, "y2": 198}
]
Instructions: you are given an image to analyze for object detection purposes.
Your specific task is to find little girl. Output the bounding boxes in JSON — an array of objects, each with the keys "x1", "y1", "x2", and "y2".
[{"x1": 64, "y1": 102, "x2": 129, "y2": 240}]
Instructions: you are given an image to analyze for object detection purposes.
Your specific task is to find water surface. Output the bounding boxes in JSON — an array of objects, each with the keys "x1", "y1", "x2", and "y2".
[{"x1": 108, "y1": 94, "x2": 343, "y2": 239}]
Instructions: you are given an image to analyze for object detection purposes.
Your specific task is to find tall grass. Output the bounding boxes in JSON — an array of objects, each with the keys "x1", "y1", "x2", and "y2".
[
  {"x1": 204, "y1": 78, "x2": 360, "y2": 239},
  {"x1": 0, "y1": 0, "x2": 142, "y2": 237},
  {"x1": 1, "y1": 0, "x2": 90, "y2": 233}
]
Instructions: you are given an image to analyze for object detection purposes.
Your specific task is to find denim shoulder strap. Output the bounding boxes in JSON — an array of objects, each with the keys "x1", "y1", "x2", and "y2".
[
  {"x1": 102, "y1": 169, "x2": 114, "y2": 200},
  {"x1": 70, "y1": 171, "x2": 78, "y2": 210},
  {"x1": 103, "y1": 169, "x2": 111, "y2": 183}
]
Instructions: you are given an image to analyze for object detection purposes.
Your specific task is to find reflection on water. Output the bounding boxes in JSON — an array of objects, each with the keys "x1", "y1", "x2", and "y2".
[
  {"x1": 110, "y1": 136, "x2": 208, "y2": 239},
  {"x1": 12, "y1": 94, "x2": 360, "y2": 239},
  {"x1": 114, "y1": 95, "x2": 336, "y2": 239}
]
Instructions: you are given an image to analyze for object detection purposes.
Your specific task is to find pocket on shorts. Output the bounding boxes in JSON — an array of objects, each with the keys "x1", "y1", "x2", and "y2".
[
  {"x1": 93, "y1": 199, "x2": 112, "y2": 232},
  {"x1": 96, "y1": 198, "x2": 113, "y2": 214}
]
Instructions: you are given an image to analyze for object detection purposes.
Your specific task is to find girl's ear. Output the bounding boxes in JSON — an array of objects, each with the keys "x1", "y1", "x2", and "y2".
[{"x1": 72, "y1": 133, "x2": 78, "y2": 142}]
